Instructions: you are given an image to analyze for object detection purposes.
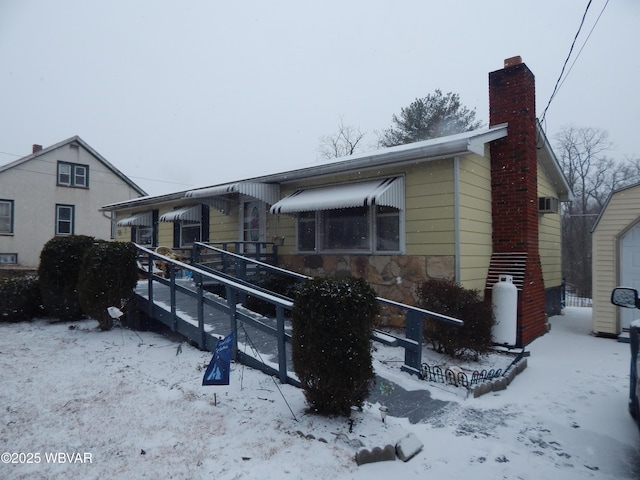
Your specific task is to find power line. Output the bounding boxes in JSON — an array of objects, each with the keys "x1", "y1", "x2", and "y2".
[
  {"x1": 540, "y1": 0, "x2": 595, "y2": 124},
  {"x1": 556, "y1": 0, "x2": 610, "y2": 94}
]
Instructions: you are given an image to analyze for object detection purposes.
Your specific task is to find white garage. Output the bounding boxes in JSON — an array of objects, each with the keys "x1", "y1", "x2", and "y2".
[{"x1": 592, "y1": 182, "x2": 640, "y2": 338}]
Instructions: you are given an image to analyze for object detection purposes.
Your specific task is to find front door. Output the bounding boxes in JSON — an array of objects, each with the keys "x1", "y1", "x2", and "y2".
[
  {"x1": 621, "y1": 222, "x2": 640, "y2": 331},
  {"x1": 240, "y1": 199, "x2": 265, "y2": 254}
]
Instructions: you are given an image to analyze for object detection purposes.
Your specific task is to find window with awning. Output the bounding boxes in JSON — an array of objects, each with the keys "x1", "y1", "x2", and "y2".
[
  {"x1": 159, "y1": 205, "x2": 202, "y2": 222},
  {"x1": 186, "y1": 182, "x2": 280, "y2": 208},
  {"x1": 269, "y1": 177, "x2": 404, "y2": 214},
  {"x1": 116, "y1": 211, "x2": 153, "y2": 227},
  {"x1": 272, "y1": 177, "x2": 404, "y2": 254}
]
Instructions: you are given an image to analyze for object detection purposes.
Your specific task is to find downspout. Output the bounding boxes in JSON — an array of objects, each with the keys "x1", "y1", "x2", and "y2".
[{"x1": 453, "y1": 156, "x2": 461, "y2": 283}]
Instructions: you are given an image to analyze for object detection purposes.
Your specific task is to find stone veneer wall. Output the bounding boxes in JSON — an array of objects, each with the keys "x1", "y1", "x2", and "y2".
[{"x1": 278, "y1": 254, "x2": 455, "y2": 326}]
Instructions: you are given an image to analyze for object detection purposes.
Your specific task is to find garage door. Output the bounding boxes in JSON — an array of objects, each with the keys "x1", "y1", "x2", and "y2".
[{"x1": 621, "y1": 222, "x2": 640, "y2": 330}]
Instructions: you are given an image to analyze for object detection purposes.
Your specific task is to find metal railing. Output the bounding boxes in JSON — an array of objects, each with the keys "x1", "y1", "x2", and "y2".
[
  {"x1": 135, "y1": 244, "x2": 298, "y2": 386},
  {"x1": 190, "y1": 242, "x2": 464, "y2": 376}
]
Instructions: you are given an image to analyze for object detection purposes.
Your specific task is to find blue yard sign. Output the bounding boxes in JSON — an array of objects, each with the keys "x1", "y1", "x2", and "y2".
[{"x1": 202, "y1": 333, "x2": 234, "y2": 386}]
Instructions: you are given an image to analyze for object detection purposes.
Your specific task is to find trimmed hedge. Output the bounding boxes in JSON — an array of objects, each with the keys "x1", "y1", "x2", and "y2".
[
  {"x1": 417, "y1": 279, "x2": 495, "y2": 359},
  {"x1": 77, "y1": 241, "x2": 138, "y2": 331},
  {"x1": 38, "y1": 235, "x2": 96, "y2": 321},
  {"x1": 291, "y1": 277, "x2": 378, "y2": 416},
  {"x1": 0, "y1": 276, "x2": 42, "y2": 322}
]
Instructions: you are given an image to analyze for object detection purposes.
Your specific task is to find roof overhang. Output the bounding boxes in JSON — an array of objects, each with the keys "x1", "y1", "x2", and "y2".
[
  {"x1": 536, "y1": 122, "x2": 574, "y2": 202},
  {"x1": 101, "y1": 125, "x2": 508, "y2": 212}
]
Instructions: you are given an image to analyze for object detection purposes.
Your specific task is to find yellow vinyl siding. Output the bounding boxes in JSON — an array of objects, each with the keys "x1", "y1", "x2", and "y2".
[
  {"x1": 458, "y1": 154, "x2": 492, "y2": 290},
  {"x1": 208, "y1": 205, "x2": 238, "y2": 242},
  {"x1": 592, "y1": 184, "x2": 640, "y2": 335},
  {"x1": 537, "y1": 164, "x2": 563, "y2": 288},
  {"x1": 405, "y1": 159, "x2": 455, "y2": 256}
]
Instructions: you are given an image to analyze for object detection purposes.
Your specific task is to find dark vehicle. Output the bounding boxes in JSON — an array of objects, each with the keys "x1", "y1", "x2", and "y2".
[{"x1": 611, "y1": 287, "x2": 640, "y2": 420}]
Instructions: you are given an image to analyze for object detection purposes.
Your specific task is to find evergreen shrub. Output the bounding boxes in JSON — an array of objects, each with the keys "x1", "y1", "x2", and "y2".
[
  {"x1": 0, "y1": 276, "x2": 42, "y2": 322},
  {"x1": 38, "y1": 235, "x2": 96, "y2": 321},
  {"x1": 245, "y1": 273, "x2": 301, "y2": 316},
  {"x1": 77, "y1": 241, "x2": 138, "y2": 331},
  {"x1": 417, "y1": 278, "x2": 495, "y2": 360},
  {"x1": 291, "y1": 277, "x2": 378, "y2": 416}
]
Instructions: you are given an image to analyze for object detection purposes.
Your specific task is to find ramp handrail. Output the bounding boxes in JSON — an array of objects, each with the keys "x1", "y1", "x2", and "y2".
[{"x1": 191, "y1": 241, "x2": 463, "y2": 374}]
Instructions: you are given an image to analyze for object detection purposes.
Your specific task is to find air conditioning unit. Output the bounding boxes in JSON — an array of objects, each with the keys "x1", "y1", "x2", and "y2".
[{"x1": 538, "y1": 197, "x2": 559, "y2": 214}]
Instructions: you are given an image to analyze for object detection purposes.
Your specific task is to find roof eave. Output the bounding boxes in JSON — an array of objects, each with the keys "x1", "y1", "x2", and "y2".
[{"x1": 536, "y1": 122, "x2": 574, "y2": 202}]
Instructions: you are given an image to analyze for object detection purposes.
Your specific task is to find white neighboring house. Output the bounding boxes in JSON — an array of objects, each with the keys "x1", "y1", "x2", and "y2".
[{"x1": 0, "y1": 136, "x2": 147, "y2": 269}]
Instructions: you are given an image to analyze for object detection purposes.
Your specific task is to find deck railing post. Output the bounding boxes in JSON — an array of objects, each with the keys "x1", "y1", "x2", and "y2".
[
  {"x1": 404, "y1": 310, "x2": 423, "y2": 372},
  {"x1": 226, "y1": 285, "x2": 238, "y2": 361},
  {"x1": 169, "y1": 264, "x2": 177, "y2": 331},
  {"x1": 197, "y1": 280, "x2": 205, "y2": 348},
  {"x1": 276, "y1": 305, "x2": 287, "y2": 384},
  {"x1": 146, "y1": 251, "x2": 154, "y2": 319}
]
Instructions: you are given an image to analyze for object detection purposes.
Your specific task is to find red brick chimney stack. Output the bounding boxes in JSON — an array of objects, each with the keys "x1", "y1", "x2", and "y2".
[
  {"x1": 32, "y1": 144, "x2": 42, "y2": 153},
  {"x1": 488, "y1": 56, "x2": 547, "y2": 346}
]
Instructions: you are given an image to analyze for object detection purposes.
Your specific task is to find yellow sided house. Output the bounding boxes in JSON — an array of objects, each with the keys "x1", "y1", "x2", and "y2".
[
  {"x1": 592, "y1": 181, "x2": 640, "y2": 339},
  {"x1": 101, "y1": 57, "x2": 572, "y2": 347},
  {"x1": 0, "y1": 136, "x2": 146, "y2": 270}
]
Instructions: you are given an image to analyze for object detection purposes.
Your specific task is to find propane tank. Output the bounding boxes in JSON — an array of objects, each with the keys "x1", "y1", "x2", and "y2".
[{"x1": 492, "y1": 274, "x2": 518, "y2": 346}]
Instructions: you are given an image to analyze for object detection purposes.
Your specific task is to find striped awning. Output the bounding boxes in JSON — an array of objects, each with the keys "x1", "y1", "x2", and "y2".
[
  {"x1": 186, "y1": 182, "x2": 280, "y2": 205},
  {"x1": 116, "y1": 211, "x2": 153, "y2": 227},
  {"x1": 159, "y1": 204, "x2": 201, "y2": 222},
  {"x1": 270, "y1": 177, "x2": 404, "y2": 214}
]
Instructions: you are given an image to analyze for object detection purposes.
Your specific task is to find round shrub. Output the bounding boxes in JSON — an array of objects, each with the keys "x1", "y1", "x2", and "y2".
[
  {"x1": 0, "y1": 276, "x2": 42, "y2": 322},
  {"x1": 417, "y1": 278, "x2": 495, "y2": 359},
  {"x1": 291, "y1": 277, "x2": 378, "y2": 416},
  {"x1": 38, "y1": 235, "x2": 96, "y2": 321},
  {"x1": 77, "y1": 241, "x2": 138, "y2": 331}
]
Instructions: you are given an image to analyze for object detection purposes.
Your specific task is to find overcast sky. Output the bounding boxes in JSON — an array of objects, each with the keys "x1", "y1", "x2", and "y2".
[{"x1": 1, "y1": 0, "x2": 637, "y2": 196}]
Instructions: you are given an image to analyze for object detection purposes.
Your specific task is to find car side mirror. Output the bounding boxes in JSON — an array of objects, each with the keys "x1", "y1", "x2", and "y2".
[{"x1": 611, "y1": 287, "x2": 640, "y2": 309}]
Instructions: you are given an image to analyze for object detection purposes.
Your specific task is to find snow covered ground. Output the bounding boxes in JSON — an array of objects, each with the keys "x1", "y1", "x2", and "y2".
[{"x1": 1, "y1": 307, "x2": 639, "y2": 479}]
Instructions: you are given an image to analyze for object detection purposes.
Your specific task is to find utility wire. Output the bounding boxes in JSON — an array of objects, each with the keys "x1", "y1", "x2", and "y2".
[
  {"x1": 540, "y1": 0, "x2": 594, "y2": 124},
  {"x1": 556, "y1": 0, "x2": 610, "y2": 94}
]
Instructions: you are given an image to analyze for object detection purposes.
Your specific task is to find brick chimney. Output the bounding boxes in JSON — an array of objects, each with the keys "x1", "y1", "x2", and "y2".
[
  {"x1": 32, "y1": 144, "x2": 42, "y2": 153},
  {"x1": 486, "y1": 56, "x2": 547, "y2": 346}
]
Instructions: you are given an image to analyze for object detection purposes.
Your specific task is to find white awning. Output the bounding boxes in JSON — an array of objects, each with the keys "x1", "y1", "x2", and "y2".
[
  {"x1": 270, "y1": 177, "x2": 404, "y2": 214},
  {"x1": 159, "y1": 204, "x2": 202, "y2": 222},
  {"x1": 116, "y1": 211, "x2": 153, "y2": 227},
  {"x1": 185, "y1": 182, "x2": 280, "y2": 205}
]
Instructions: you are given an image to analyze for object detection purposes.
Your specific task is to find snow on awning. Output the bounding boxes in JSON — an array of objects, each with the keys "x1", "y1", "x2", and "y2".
[
  {"x1": 185, "y1": 182, "x2": 280, "y2": 205},
  {"x1": 270, "y1": 177, "x2": 404, "y2": 214},
  {"x1": 116, "y1": 211, "x2": 153, "y2": 227},
  {"x1": 159, "y1": 204, "x2": 202, "y2": 222}
]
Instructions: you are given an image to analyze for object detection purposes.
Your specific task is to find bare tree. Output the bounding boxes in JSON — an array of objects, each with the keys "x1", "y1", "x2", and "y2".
[
  {"x1": 317, "y1": 116, "x2": 366, "y2": 159},
  {"x1": 555, "y1": 126, "x2": 640, "y2": 294}
]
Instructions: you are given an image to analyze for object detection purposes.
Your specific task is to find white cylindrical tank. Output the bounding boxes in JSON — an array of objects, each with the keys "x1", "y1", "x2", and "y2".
[{"x1": 492, "y1": 274, "x2": 518, "y2": 346}]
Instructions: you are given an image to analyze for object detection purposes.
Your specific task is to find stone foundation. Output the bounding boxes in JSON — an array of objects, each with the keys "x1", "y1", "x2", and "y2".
[{"x1": 277, "y1": 254, "x2": 455, "y2": 326}]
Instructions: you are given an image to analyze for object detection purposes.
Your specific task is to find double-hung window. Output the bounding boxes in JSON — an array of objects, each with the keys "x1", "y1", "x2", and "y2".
[
  {"x1": 0, "y1": 200, "x2": 14, "y2": 234},
  {"x1": 56, "y1": 204, "x2": 75, "y2": 235},
  {"x1": 180, "y1": 221, "x2": 201, "y2": 247},
  {"x1": 57, "y1": 162, "x2": 89, "y2": 188}
]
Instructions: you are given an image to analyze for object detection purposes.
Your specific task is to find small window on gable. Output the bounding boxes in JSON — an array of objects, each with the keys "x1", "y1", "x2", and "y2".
[{"x1": 58, "y1": 162, "x2": 89, "y2": 188}]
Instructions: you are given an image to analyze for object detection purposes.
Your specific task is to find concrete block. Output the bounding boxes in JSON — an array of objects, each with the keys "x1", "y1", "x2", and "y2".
[
  {"x1": 505, "y1": 368, "x2": 517, "y2": 385},
  {"x1": 472, "y1": 382, "x2": 491, "y2": 398},
  {"x1": 395, "y1": 432, "x2": 423, "y2": 462},
  {"x1": 515, "y1": 358, "x2": 528, "y2": 374},
  {"x1": 492, "y1": 377, "x2": 508, "y2": 391},
  {"x1": 355, "y1": 444, "x2": 396, "y2": 466}
]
